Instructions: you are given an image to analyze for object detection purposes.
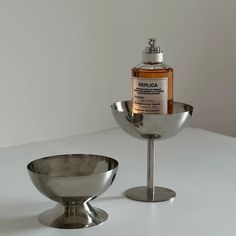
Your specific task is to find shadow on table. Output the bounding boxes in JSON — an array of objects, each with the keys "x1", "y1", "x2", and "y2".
[
  {"x1": 0, "y1": 201, "x2": 47, "y2": 235},
  {"x1": 0, "y1": 215, "x2": 43, "y2": 234},
  {"x1": 95, "y1": 195, "x2": 125, "y2": 202}
]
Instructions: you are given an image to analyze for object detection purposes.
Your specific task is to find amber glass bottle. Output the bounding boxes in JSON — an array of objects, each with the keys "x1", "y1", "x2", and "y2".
[{"x1": 132, "y1": 38, "x2": 173, "y2": 114}]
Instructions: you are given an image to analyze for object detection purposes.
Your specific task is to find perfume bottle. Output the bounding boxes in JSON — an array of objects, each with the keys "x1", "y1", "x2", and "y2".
[{"x1": 132, "y1": 38, "x2": 173, "y2": 114}]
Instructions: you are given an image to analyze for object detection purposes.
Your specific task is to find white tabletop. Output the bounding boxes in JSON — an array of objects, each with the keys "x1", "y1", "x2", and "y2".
[{"x1": 0, "y1": 127, "x2": 235, "y2": 236}]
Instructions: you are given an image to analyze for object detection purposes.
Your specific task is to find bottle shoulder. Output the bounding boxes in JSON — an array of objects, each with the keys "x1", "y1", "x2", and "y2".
[{"x1": 132, "y1": 63, "x2": 173, "y2": 71}]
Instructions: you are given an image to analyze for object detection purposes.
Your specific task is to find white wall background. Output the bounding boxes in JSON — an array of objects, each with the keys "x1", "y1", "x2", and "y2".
[{"x1": 0, "y1": 0, "x2": 235, "y2": 148}]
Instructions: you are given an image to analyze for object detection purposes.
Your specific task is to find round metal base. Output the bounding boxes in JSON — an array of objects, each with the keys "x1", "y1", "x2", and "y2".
[
  {"x1": 125, "y1": 186, "x2": 176, "y2": 202},
  {"x1": 39, "y1": 203, "x2": 108, "y2": 229}
]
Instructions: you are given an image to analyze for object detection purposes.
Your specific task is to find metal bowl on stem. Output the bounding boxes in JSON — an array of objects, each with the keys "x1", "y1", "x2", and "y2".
[{"x1": 111, "y1": 101, "x2": 193, "y2": 202}]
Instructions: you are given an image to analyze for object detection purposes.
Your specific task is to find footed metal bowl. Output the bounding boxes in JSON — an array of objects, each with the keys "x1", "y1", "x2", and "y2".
[{"x1": 27, "y1": 154, "x2": 118, "y2": 229}]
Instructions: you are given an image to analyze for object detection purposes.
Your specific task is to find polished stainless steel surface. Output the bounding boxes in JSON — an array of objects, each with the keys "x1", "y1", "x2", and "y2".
[
  {"x1": 125, "y1": 186, "x2": 176, "y2": 202},
  {"x1": 111, "y1": 101, "x2": 193, "y2": 202},
  {"x1": 111, "y1": 101, "x2": 193, "y2": 141},
  {"x1": 27, "y1": 154, "x2": 118, "y2": 229},
  {"x1": 147, "y1": 139, "x2": 155, "y2": 198}
]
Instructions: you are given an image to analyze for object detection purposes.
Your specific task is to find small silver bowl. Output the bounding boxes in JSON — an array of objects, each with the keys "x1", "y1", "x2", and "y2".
[{"x1": 27, "y1": 154, "x2": 118, "y2": 229}]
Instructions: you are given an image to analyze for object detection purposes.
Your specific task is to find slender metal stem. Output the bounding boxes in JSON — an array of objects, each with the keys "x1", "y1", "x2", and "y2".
[{"x1": 147, "y1": 138, "x2": 155, "y2": 199}]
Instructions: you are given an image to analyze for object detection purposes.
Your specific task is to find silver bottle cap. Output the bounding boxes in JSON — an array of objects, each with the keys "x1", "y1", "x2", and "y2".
[{"x1": 142, "y1": 38, "x2": 163, "y2": 63}]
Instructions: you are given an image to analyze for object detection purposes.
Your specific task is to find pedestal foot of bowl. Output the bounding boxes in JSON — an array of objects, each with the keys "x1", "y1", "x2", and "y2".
[{"x1": 39, "y1": 202, "x2": 108, "y2": 229}]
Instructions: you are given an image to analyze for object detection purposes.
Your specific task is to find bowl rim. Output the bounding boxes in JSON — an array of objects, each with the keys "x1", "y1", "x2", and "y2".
[
  {"x1": 111, "y1": 100, "x2": 193, "y2": 115},
  {"x1": 27, "y1": 153, "x2": 119, "y2": 178}
]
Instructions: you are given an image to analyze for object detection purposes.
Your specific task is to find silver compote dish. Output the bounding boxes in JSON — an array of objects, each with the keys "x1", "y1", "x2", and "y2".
[
  {"x1": 111, "y1": 101, "x2": 193, "y2": 202},
  {"x1": 27, "y1": 154, "x2": 118, "y2": 229}
]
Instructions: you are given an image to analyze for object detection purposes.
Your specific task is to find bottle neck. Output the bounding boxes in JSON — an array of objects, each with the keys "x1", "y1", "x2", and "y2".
[
  {"x1": 143, "y1": 61, "x2": 162, "y2": 65},
  {"x1": 142, "y1": 52, "x2": 163, "y2": 64}
]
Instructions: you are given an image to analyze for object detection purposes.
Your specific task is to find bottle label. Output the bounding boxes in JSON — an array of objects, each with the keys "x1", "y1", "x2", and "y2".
[{"x1": 132, "y1": 77, "x2": 168, "y2": 114}]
